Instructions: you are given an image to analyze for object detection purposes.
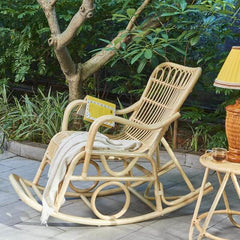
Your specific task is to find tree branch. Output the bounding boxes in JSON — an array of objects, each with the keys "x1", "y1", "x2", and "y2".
[
  {"x1": 81, "y1": 0, "x2": 152, "y2": 80},
  {"x1": 55, "y1": 48, "x2": 77, "y2": 76},
  {"x1": 126, "y1": 0, "x2": 151, "y2": 31},
  {"x1": 37, "y1": 0, "x2": 60, "y2": 35},
  {"x1": 50, "y1": 0, "x2": 95, "y2": 50},
  {"x1": 50, "y1": 0, "x2": 58, "y2": 7},
  {"x1": 38, "y1": 0, "x2": 77, "y2": 80}
]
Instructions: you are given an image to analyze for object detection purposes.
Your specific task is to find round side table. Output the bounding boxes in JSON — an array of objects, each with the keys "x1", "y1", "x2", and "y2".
[{"x1": 189, "y1": 153, "x2": 240, "y2": 240}]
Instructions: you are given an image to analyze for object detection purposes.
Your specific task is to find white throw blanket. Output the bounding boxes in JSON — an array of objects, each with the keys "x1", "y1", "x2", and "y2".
[{"x1": 41, "y1": 131, "x2": 141, "y2": 224}]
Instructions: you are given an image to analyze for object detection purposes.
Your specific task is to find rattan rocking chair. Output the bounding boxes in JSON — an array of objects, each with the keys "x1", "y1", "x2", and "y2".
[{"x1": 10, "y1": 62, "x2": 213, "y2": 226}]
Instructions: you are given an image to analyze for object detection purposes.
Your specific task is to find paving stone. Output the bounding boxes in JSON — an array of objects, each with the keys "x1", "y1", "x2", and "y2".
[
  {"x1": 14, "y1": 219, "x2": 65, "y2": 238},
  {"x1": 0, "y1": 156, "x2": 39, "y2": 169},
  {"x1": 0, "y1": 226, "x2": 50, "y2": 240},
  {"x1": 117, "y1": 230, "x2": 158, "y2": 240},
  {"x1": 51, "y1": 224, "x2": 141, "y2": 240},
  {"x1": 208, "y1": 216, "x2": 240, "y2": 239},
  {"x1": 1, "y1": 150, "x2": 240, "y2": 240},
  {"x1": 137, "y1": 215, "x2": 192, "y2": 239},
  {"x1": 0, "y1": 151, "x2": 16, "y2": 161},
  {"x1": 0, "y1": 163, "x2": 13, "y2": 173}
]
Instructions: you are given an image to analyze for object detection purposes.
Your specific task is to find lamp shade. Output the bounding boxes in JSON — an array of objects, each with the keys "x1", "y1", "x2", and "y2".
[{"x1": 214, "y1": 46, "x2": 240, "y2": 89}]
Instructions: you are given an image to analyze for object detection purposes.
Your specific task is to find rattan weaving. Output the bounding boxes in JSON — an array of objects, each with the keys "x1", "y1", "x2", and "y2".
[{"x1": 10, "y1": 62, "x2": 212, "y2": 225}]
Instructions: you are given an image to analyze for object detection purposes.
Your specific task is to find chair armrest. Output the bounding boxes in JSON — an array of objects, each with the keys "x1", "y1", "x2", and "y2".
[
  {"x1": 61, "y1": 99, "x2": 87, "y2": 131},
  {"x1": 85, "y1": 112, "x2": 180, "y2": 154},
  {"x1": 115, "y1": 101, "x2": 141, "y2": 115}
]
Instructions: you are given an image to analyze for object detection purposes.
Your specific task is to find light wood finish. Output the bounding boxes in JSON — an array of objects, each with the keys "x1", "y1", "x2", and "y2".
[
  {"x1": 9, "y1": 62, "x2": 213, "y2": 225},
  {"x1": 173, "y1": 119, "x2": 178, "y2": 149},
  {"x1": 225, "y1": 99, "x2": 240, "y2": 163},
  {"x1": 189, "y1": 153, "x2": 240, "y2": 240}
]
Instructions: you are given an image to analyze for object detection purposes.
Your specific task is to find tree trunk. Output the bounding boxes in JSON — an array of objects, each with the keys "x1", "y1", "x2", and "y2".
[
  {"x1": 38, "y1": 0, "x2": 153, "y2": 101},
  {"x1": 67, "y1": 74, "x2": 81, "y2": 101}
]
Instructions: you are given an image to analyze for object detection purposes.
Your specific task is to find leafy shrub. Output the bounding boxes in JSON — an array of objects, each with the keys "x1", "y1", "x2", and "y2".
[
  {"x1": 0, "y1": 88, "x2": 68, "y2": 144},
  {"x1": 181, "y1": 106, "x2": 227, "y2": 151}
]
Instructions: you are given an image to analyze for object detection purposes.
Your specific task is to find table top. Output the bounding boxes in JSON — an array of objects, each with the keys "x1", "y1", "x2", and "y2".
[{"x1": 200, "y1": 153, "x2": 240, "y2": 174}]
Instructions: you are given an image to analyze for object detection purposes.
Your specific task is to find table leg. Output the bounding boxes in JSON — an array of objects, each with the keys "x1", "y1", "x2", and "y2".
[
  {"x1": 227, "y1": 173, "x2": 240, "y2": 228},
  {"x1": 198, "y1": 172, "x2": 230, "y2": 240},
  {"x1": 189, "y1": 168, "x2": 210, "y2": 240},
  {"x1": 217, "y1": 172, "x2": 234, "y2": 223}
]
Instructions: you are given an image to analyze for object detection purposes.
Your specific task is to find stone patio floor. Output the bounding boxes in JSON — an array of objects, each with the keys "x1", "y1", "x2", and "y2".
[{"x1": 1, "y1": 150, "x2": 240, "y2": 240}]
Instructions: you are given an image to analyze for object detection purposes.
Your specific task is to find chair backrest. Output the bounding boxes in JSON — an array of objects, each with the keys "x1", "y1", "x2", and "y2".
[{"x1": 123, "y1": 62, "x2": 201, "y2": 151}]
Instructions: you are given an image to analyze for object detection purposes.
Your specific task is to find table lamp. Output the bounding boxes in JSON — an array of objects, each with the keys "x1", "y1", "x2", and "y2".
[{"x1": 214, "y1": 46, "x2": 240, "y2": 163}]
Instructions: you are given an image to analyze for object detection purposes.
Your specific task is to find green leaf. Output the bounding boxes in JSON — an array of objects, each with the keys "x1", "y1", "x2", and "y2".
[
  {"x1": 120, "y1": 42, "x2": 126, "y2": 50},
  {"x1": 144, "y1": 49, "x2": 152, "y2": 59},
  {"x1": 112, "y1": 13, "x2": 128, "y2": 22},
  {"x1": 161, "y1": 33, "x2": 168, "y2": 40},
  {"x1": 131, "y1": 52, "x2": 143, "y2": 65},
  {"x1": 179, "y1": 0, "x2": 187, "y2": 11},
  {"x1": 154, "y1": 49, "x2": 165, "y2": 57},
  {"x1": 161, "y1": 12, "x2": 180, "y2": 17},
  {"x1": 169, "y1": 45, "x2": 186, "y2": 55},
  {"x1": 187, "y1": 5, "x2": 210, "y2": 11},
  {"x1": 37, "y1": 27, "x2": 50, "y2": 35},
  {"x1": 183, "y1": 30, "x2": 198, "y2": 39},
  {"x1": 123, "y1": 49, "x2": 139, "y2": 58},
  {"x1": 99, "y1": 38, "x2": 111, "y2": 44},
  {"x1": 137, "y1": 59, "x2": 148, "y2": 73},
  {"x1": 126, "y1": 8, "x2": 136, "y2": 18},
  {"x1": 190, "y1": 35, "x2": 200, "y2": 46},
  {"x1": 122, "y1": 0, "x2": 132, "y2": 10},
  {"x1": 112, "y1": 13, "x2": 127, "y2": 18},
  {"x1": 151, "y1": 54, "x2": 160, "y2": 67}
]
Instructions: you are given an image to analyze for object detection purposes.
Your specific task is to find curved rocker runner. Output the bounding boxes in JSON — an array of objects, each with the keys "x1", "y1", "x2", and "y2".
[{"x1": 9, "y1": 62, "x2": 213, "y2": 226}]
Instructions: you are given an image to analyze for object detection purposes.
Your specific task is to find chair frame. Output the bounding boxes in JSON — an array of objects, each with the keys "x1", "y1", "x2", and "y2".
[{"x1": 10, "y1": 62, "x2": 213, "y2": 226}]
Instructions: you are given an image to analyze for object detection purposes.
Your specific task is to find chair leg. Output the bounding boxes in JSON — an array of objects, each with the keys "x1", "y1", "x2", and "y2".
[
  {"x1": 149, "y1": 155, "x2": 163, "y2": 211},
  {"x1": 143, "y1": 176, "x2": 163, "y2": 211},
  {"x1": 33, "y1": 154, "x2": 49, "y2": 185},
  {"x1": 54, "y1": 156, "x2": 83, "y2": 211},
  {"x1": 161, "y1": 137, "x2": 195, "y2": 192},
  {"x1": 156, "y1": 145, "x2": 161, "y2": 170}
]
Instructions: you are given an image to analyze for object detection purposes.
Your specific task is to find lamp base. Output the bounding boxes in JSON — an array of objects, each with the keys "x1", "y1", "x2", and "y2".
[
  {"x1": 226, "y1": 98, "x2": 240, "y2": 163},
  {"x1": 227, "y1": 148, "x2": 240, "y2": 163}
]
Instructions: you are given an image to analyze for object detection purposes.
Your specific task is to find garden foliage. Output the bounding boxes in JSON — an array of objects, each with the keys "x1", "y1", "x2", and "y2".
[
  {"x1": 0, "y1": 0, "x2": 240, "y2": 150},
  {"x1": 0, "y1": 87, "x2": 68, "y2": 144}
]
